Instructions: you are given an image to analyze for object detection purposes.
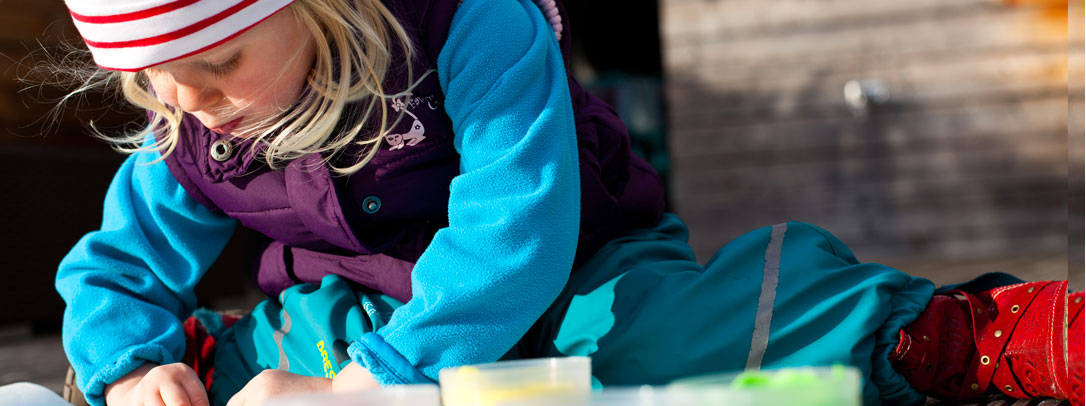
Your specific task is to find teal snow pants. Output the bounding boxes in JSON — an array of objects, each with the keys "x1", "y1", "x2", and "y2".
[{"x1": 208, "y1": 214, "x2": 935, "y2": 406}]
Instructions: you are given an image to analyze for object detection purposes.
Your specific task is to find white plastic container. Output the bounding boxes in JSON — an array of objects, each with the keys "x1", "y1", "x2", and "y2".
[
  {"x1": 263, "y1": 384, "x2": 440, "y2": 406},
  {"x1": 439, "y1": 357, "x2": 592, "y2": 406},
  {"x1": 585, "y1": 387, "x2": 716, "y2": 406},
  {"x1": 667, "y1": 365, "x2": 862, "y2": 406}
]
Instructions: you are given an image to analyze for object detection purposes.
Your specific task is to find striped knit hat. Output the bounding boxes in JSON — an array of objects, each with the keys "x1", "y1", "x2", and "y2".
[{"x1": 65, "y1": 0, "x2": 295, "y2": 72}]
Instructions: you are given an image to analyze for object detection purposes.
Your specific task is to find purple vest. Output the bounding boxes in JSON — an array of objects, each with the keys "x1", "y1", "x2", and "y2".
[{"x1": 160, "y1": 0, "x2": 665, "y2": 303}]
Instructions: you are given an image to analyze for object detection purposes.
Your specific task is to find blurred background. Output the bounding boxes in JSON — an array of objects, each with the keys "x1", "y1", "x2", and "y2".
[{"x1": 0, "y1": 0, "x2": 1082, "y2": 397}]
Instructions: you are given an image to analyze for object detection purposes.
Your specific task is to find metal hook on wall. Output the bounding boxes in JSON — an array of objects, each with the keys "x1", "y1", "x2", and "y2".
[{"x1": 843, "y1": 79, "x2": 890, "y2": 117}]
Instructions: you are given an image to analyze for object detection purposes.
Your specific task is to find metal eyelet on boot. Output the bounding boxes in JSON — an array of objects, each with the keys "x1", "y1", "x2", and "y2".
[
  {"x1": 211, "y1": 139, "x2": 234, "y2": 162},
  {"x1": 873, "y1": 281, "x2": 1075, "y2": 400}
]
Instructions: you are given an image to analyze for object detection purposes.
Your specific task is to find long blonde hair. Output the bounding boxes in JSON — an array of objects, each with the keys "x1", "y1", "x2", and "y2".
[{"x1": 73, "y1": 0, "x2": 417, "y2": 175}]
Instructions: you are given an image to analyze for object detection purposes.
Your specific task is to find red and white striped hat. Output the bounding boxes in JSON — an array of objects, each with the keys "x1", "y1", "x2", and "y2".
[{"x1": 65, "y1": 0, "x2": 296, "y2": 72}]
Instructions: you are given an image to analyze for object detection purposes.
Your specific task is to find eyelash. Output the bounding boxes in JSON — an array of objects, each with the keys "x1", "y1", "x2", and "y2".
[{"x1": 209, "y1": 56, "x2": 240, "y2": 78}]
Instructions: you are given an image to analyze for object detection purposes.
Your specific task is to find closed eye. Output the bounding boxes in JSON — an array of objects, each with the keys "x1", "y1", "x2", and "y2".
[{"x1": 205, "y1": 52, "x2": 241, "y2": 78}]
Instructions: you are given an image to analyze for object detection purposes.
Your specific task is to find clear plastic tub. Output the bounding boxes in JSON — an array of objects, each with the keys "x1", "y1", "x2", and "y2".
[
  {"x1": 667, "y1": 365, "x2": 862, "y2": 406},
  {"x1": 493, "y1": 375, "x2": 858, "y2": 406},
  {"x1": 439, "y1": 357, "x2": 592, "y2": 406},
  {"x1": 262, "y1": 384, "x2": 440, "y2": 406},
  {"x1": 586, "y1": 387, "x2": 717, "y2": 406},
  {"x1": 504, "y1": 386, "x2": 707, "y2": 406}
]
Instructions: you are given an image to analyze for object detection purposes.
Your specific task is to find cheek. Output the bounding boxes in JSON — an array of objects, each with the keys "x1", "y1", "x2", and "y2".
[
  {"x1": 229, "y1": 67, "x2": 307, "y2": 111},
  {"x1": 270, "y1": 64, "x2": 310, "y2": 107},
  {"x1": 147, "y1": 75, "x2": 179, "y2": 107},
  {"x1": 267, "y1": 41, "x2": 314, "y2": 108}
]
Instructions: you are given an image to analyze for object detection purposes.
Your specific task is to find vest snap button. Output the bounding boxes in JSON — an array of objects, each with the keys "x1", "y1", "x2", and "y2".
[
  {"x1": 210, "y1": 139, "x2": 234, "y2": 162},
  {"x1": 363, "y1": 196, "x2": 381, "y2": 214}
]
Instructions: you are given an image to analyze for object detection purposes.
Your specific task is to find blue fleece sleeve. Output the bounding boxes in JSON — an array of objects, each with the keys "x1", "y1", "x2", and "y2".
[
  {"x1": 347, "y1": 0, "x2": 580, "y2": 383},
  {"x1": 55, "y1": 142, "x2": 236, "y2": 406}
]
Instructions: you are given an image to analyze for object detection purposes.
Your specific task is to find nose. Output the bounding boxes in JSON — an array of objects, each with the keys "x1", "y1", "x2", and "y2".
[{"x1": 173, "y1": 80, "x2": 222, "y2": 113}]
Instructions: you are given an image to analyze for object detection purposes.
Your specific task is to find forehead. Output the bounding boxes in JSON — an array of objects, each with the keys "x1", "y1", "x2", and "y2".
[{"x1": 149, "y1": 7, "x2": 289, "y2": 71}]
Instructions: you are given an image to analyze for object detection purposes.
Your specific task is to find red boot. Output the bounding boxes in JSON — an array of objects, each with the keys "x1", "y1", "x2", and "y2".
[
  {"x1": 1070, "y1": 291, "x2": 1083, "y2": 406},
  {"x1": 890, "y1": 280, "x2": 1081, "y2": 403},
  {"x1": 182, "y1": 312, "x2": 241, "y2": 391}
]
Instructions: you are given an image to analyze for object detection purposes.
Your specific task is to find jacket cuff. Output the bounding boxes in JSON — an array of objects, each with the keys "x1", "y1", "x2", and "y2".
[
  {"x1": 81, "y1": 345, "x2": 175, "y2": 406},
  {"x1": 347, "y1": 333, "x2": 435, "y2": 385}
]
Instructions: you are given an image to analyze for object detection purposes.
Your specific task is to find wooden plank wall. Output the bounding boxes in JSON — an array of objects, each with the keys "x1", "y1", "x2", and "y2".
[{"x1": 661, "y1": 0, "x2": 1083, "y2": 273}]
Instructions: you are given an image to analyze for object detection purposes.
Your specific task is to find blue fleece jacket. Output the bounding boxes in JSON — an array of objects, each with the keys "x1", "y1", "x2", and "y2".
[
  {"x1": 348, "y1": 0, "x2": 579, "y2": 384},
  {"x1": 55, "y1": 138, "x2": 237, "y2": 406},
  {"x1": 55, "y1": 0, "x2": 579, "y2": 403}
]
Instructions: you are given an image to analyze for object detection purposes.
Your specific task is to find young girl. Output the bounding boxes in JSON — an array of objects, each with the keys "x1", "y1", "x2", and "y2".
[{"x1": 51, "y1": 0, "x2": 1082, "y2": 405}]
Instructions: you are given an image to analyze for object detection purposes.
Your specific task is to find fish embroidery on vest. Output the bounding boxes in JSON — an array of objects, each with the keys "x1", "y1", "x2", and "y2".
[{"x1": 385, "y1": 94, "x2": 438, "y2": 150}]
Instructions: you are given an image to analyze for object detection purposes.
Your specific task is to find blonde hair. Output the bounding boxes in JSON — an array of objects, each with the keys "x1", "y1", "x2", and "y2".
[{"x1": 75, "y1": 0, "x2": 417, "y2": 175}]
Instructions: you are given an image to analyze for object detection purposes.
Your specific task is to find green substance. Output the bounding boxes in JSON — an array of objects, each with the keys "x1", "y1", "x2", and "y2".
[
  {"x1": 730, "y1": 365, "x2": 843, "y2": 390},
  {"x1": 669, "y1": 365, "x2": 861, "y2": 406},
  {"x1": 831, "y1": 364, "x2": 848, "y2": 380},
  {"x1": 730, "y1": 373, "x2": 772, "y2": 388}
]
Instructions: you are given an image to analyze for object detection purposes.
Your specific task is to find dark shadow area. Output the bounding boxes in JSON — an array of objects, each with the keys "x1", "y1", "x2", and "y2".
[
  {"x1": 0, "y1": 2, "x2": 263, "y2": 331},
  {"x1": 566, "y1": 0, "x2": 672, "y2": 208}
]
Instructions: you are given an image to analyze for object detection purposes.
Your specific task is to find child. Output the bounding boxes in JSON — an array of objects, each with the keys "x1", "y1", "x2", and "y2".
[{"x1": 50, "y1": 0, "x2": 1082, "y2": 405}]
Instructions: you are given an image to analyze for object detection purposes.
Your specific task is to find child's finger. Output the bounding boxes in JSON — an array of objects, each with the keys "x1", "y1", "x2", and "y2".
[
  {"x1": 140, "y1": 385, "x2": 167, "y2": 406},
  {"x1": 225, "y1": 387, "x2": 246, "y2": 406},
  {"x1": 178, "y1": 373, "x2": 211, "y2": 406},
  {"x1": 157, "y1": 380, "x2": 192, "y2": 406}
]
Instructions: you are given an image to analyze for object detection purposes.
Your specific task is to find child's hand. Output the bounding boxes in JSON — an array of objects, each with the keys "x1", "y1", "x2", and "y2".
[
  {"x1": 104, "y1": 363, "x2": 209, "y2": 406},
  {"x1": 225, "y1": 369, "x2": 331, "y2": 406},
  {"x1": 330, "y1": 362, "x2": 380, "y2": 393}
]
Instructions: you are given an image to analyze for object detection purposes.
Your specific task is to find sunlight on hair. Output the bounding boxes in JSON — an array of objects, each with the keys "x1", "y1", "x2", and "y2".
[{"x1": 44, "y1": 0, "x2": 423, "y2": 175}]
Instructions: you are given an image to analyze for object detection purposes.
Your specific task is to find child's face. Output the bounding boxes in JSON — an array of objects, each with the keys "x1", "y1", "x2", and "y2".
[{"x1": 145, "y1": 7, "x2": 315, "y2": 136}]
